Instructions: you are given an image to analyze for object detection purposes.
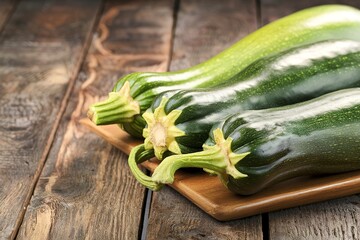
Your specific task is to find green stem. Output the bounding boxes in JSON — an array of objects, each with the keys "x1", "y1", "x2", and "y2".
[
  {"x1": 128, "y1": 144, "x2": 163, "y2": 191},
  {"x1": 151, "y1": 146, "x2": 226, "y2": 184},
  {"x1": 151, "y1": 141, "x2": 249, "y2": 185},
  {"x1": 88, "y1": 81, "x2": 140, "y2": 125}
]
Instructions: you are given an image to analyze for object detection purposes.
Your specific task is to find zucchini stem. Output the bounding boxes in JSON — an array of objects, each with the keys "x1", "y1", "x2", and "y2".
[
  {"x1": 88, "y1": 81, "x2": 140, "y2": 125},
  {"x1": 128, "y1": 144, "x2": 163, "y2": 191},
  {"x1": 142, "y1": 97, "x2": 185, "y2": 160},
  {"x1": 152, "y1": 128, "x2": 250, "y2": 184}
]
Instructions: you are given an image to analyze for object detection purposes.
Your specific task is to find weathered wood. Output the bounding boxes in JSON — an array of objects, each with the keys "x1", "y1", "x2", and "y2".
[
  {"x1": 169, "y1": 0, "x2": 259, "y2": 71},
  {"x1": 0, "y1": 0, "x2": 101, "y2": 238},
  {"x1": 17, "y1": 0, "x2": 175, "y2": 239},
  {"x1": 269, "y1": 197, "x2": 360, "y2": 239},
  {"x1": 260, "y1": 1, "x2": 360, "y2": 239},
  {"x1": 0, "y1": 0, "x2": 17, "y2": 32},
  {"x1": 146, "y1": 0, "x2": 263, "y2": 239},
  {"x1": 148, "y1": 187, "x2": 262, "y2": 240}
]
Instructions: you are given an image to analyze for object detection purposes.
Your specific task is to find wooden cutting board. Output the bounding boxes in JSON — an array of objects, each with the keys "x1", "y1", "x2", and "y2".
[{"x1": 80, "y1": 118, "x2": 360, "y2": 221}]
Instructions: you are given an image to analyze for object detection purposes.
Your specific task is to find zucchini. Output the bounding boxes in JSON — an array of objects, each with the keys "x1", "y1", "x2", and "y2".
[
  {"x1": 143, "y1": 40, "x2": 360, "y2": 160},
  {"x1": 150, "y1": 88, "x2": 360, "y2": 195},
  {"x1": 88, "y1": 5, "x2": 360, "y2": 138}
]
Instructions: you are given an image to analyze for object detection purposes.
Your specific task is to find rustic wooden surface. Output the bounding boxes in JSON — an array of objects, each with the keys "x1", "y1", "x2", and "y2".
[
  {"x1": 1, "y1": 0, "x2": 360, "y2": 239},
  {"x1": 15, "y1": 0, "x2": 174, "y2": 239},
  {"x1": 0, "y1": 0, "x2": 101, "y2": 238},
  {"x1": 148, "y1": 187, "x2": 262, "y2": 240}
]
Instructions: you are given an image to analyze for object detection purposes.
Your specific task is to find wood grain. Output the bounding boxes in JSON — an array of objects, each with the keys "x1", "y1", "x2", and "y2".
[
  {"x1": 269, "y1": 197, "x2": 360, "y2": 240},
  {"x1": 146, "y1": 0, "x2": 263, "y2": 239},
  {"x1": 148, "y1": 187, "x2": 262, "y2": 240},
  {"x1": 0, "y1": 0, "x2": 101, "y2": 238},
  {"x1": 16, "y1": 1, "x2": 175, "y2": 239},
  {"x1": 0, "y1": 0, "x2": 17, "y2": 33},
  {"x1": 260, "y1": 1, "x2": 360, "y2": 239}
]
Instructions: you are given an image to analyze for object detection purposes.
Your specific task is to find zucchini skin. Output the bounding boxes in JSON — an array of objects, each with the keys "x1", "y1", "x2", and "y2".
[
  {"x1": 100, "y1": 5, "x2": 360, "y2": 137},
  {"x1": 149, "y1": 40, "x2": 360, "y2": 155},
  {"x1": 207, "y1": 88, "x2": 360, "y2": 195}
]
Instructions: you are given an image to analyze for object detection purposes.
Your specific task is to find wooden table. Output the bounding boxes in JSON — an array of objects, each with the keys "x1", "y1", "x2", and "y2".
[{"x1": 2, "y1": 0, "x2": 360, "y2": 239}]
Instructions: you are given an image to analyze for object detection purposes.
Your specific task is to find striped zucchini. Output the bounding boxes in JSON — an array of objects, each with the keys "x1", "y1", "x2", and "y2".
[
  {"x1": 88, "y1": 5, "x2": 360, "y2": 138},
  {"x1": 150, "y1": 88, "x2": 360, "y2": 195},
  {"x1": 143, "y1": 40, "x2": 360, "y2": 161}
]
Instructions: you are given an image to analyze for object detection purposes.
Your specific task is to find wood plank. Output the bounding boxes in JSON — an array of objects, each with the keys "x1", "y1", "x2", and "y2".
[
  {"x1": 0, "y1": 0, "x2": 101, "y2": 238},
  {"x1": 260, "y1": 1, "x2": 360, "y2": 239},
  {"x1": 0, "y1": 0, "x2": 17, "y2": 32},
  {"x1": 148, "y1": 187, "x2": 262, "y2": 239},
  {"x1": 146, "y1": 0, "x2": 263, "y2": 239},
  {"x1": 16, "y1": 0, "x2": 175, "y2": 239},
  {"x1": 269, "y1": 197, "x2": 360, "y2": 239}
]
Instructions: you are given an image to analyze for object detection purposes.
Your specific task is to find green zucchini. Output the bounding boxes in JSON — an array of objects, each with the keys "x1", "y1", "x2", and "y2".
[
  {"x1": 88, "y1": 5, "x2": 360, "y2": 138},
  {"x1": 143, "y1": 40, "x2": 360, "y2": 161},
  {"x1": 150, "y1": 88, "x2": 360, "y2": 195}
]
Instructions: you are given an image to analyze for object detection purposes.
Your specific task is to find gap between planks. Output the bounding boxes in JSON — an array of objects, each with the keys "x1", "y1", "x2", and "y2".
[
  {"x1": 140, "y1": 189, "x2": 153, "y2": 240},
  {"x1": 139, "y1": 1, "x2": 180, "y2": 238}
]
